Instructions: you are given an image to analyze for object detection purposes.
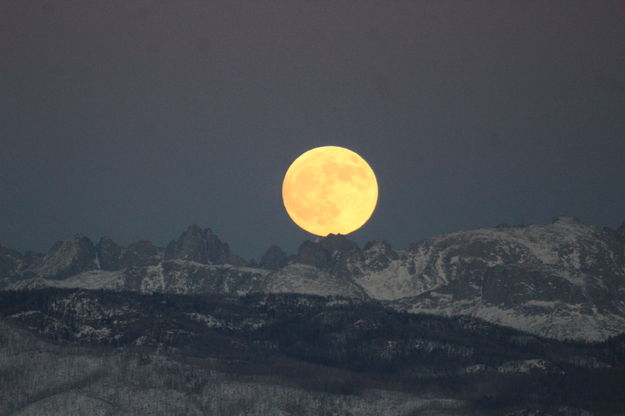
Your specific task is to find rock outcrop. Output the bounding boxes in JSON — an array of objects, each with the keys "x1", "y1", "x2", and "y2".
[
  {"x1": 164, "y1": 225, "x2": 232, "y2": 264},
  {"x1": 33, "y1": 234, "x2": 97, "y2": 280},
  {"x1": 0, "y1": 245, "x2": 25, "y2": 278},
  {"x1": 120, "y1": 240, "x2": 162, "y2": 268},
  {"x1": 95, "y1": 237, "x2": 122, "y2": 271},
  {"x1": 259, "y1": 245, "x2": 289, "y2": 270},
  {"x1": 296, "y1": 234, "x2": 362, "y2": 275}
]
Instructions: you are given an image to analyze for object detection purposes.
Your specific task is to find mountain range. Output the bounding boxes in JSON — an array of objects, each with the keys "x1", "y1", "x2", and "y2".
[
  {"x1": 2, "y1": 216, "x2": 624, "y2": 341},
  {"x1": 2, "y1": 217, "x2": 625, "y2": 414}
]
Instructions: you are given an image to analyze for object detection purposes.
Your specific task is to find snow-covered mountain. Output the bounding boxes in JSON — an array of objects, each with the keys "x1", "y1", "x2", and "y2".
[
  {"x1": 381, "y1": 217, "x2": 625, "y2": 341},
  {"x1": 2, "y1": 217, "x2": 625, "y2": 340},
  {"x1": 277, "y1": 216, "x2": 625, "y2": 340}
]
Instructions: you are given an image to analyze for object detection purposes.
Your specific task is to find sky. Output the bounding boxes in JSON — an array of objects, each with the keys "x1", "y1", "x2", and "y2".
[{"x1": 1, "y1": 1, "x2": 624, "y2": 261}]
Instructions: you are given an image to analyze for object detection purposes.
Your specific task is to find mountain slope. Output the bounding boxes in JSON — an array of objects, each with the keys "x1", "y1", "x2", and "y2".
[
  {"x1": 375, "y1": 217, "x2": 625, "y2": 341},
  {"x1": 2, "y1": 289, "x2": 625, "y2": 415}
]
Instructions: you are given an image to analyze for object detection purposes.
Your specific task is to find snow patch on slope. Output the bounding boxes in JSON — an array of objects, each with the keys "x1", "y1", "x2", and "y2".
[{"x1": 267, "y1": 264, "x2": 366, "y2": 298}]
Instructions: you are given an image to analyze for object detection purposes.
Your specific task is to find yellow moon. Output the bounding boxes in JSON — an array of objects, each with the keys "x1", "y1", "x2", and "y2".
[{"x1": 282, "y1": 146, "x2": 378, "y2": 236}]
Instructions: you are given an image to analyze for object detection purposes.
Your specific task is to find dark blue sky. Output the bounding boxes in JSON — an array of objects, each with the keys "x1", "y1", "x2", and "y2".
[{"x1": 2, "y1": 1, "x2": 624, "y2": 260}]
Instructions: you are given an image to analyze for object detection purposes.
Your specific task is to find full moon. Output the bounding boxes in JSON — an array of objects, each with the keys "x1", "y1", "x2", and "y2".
[{"x1": 282, "y1": 146, "x2": 378, "y2": 236}]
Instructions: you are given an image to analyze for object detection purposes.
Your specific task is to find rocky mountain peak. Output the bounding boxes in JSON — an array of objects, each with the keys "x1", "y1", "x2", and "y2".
[
  {"x1": 361, "y1": 240, "x2": 399, "y2": 271},
  {"x1": 0, "y1": 244, "x2": 25, "y2": 278},
  {"x1": 295, "y1": 234, "x2": 362, "y2": 274},
  {"x1": 96, "y1": 236, "x2": 122, "y2": 271},
  {"x1": 363, "y1": 240, "x2": 392, "y2": 251},
  {"x1": 120, "y1": 240, "x2": 162, "y2": 268},
  {"x1": 551, "y1": 215, "x2": 582, "y2": 225},
  {"x1": 318, "y1": 234, "x2": 361, "y2": 254},
  {"x1": 259, "y1": 245, "x2": 289, "y2": 270},
  {"x1": 164, "y1": 225, "x2": 231, "y2": 264},
  {"x1": 36, "y1": 234, "x2": 96, "y2": 280},
  {"x1": 296, "y1": 240, "x2": 331, "y2": 269}
]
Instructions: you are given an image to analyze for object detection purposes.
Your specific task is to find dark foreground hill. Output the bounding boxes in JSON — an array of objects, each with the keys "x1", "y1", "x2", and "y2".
[{"x1": 1, "y1": 288, "x2": 625, "y2": 415}]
